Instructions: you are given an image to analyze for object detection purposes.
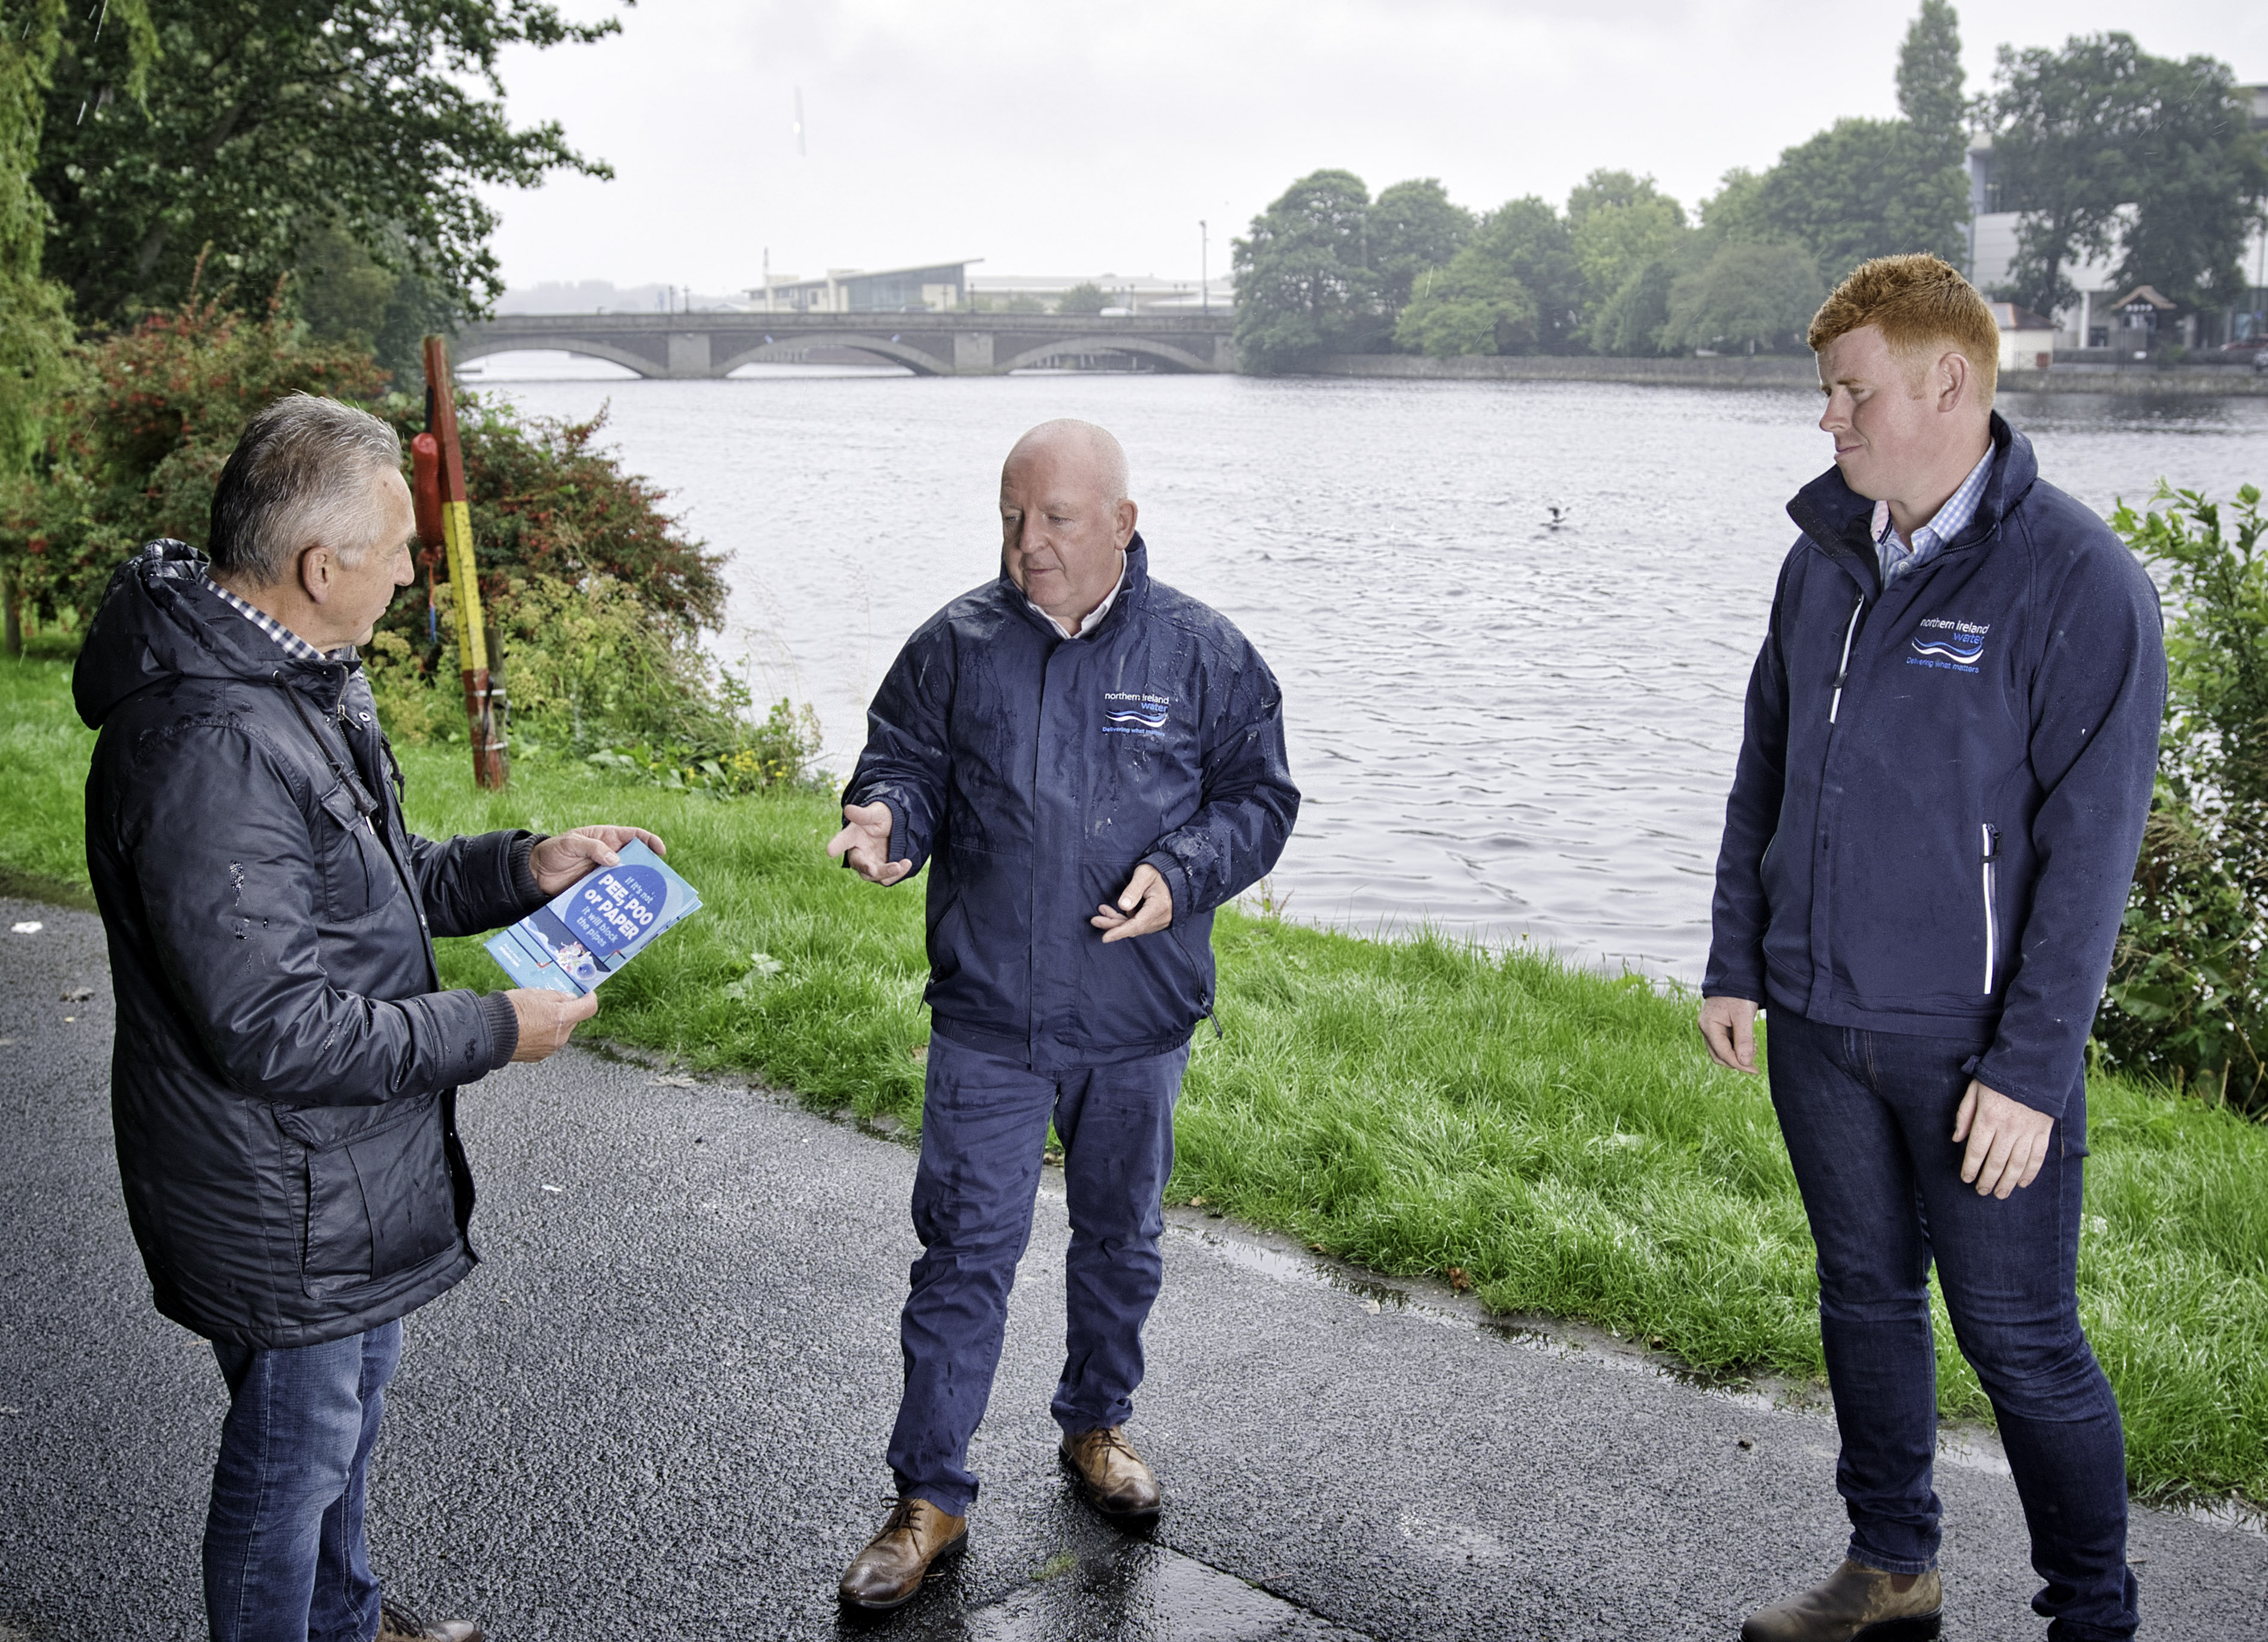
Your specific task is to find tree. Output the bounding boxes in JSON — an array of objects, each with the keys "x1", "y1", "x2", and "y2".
[
  {"x1": 1465, "y1": 197, "x2": 1585, "y2": 352},
  {"x1": 1232, "y1": 169, "x2": 1379, "y2": 372},
  {"x1": 1988, "y1": 35, "x2": 2163, "y2": 314},
  {"x1": 1057, "y1": 281, "x2": 1110, "y2": 315},
  {"x1": 1588, "y1": 259, "x2": 1679, "y2": 356},
  {"x1": 1699, "y1": 168, "x2": 1773, "y2": 244},
  {"x1": 1756, "y1": 119, "x2": 1970, "y2": 286},
  {"x1": 1897, "y1": 0, "x2": 1969, "y2": 170},
  {"x1": 1660, "y1": 242, "x2": 1827, "y2": 353},
  {"x1": 1369, "y1": 178, "x2": 1474, "y2": 313},
  {"x1": 2108, "y1": 57, "x2": 2268, "y2": 307},
  {"x1": 1, "y1": 1, "x2": 152, "y2": 477},
  {"x1": 1391, "y1": 256, "x2": 1535, "y2": 358},
  {"x1": 34, "y1": 0, "x2": 619, "y2": 329},
  {"x1": 1565, "y1": 170, "x2": 1687, "y2": 313},
  {"x1": 1982, "y1": 34, "x2": 2268, "y2": 314}
]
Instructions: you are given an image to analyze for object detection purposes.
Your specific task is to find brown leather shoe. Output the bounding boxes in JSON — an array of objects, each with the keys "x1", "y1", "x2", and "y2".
[
  {"x1": 1059, "y1": 1425, "x2": 1162, "y2": 1521},
  {"x1": 1742, "y1": 1559, "x2": 1942, "y2": 1641},
  {"x1": 836, "y1": 1496, "x2": 968, "y2": 1612},
  {"x1": 376, "y1": 1599, "x2": 484, "y2": 1642}
]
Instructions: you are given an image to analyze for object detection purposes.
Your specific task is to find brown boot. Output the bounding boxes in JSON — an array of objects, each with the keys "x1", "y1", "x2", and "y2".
[
  {"x1": 376, "y1": 1599, "x2": 483, "y2": 1642},
  {"x1": 1742, "y1": 1559, "x2": 1942, "y2": 1641},
  {"x1": 836, "y1": 1496, "x2": 968, "y2": 1612},
  {"x1": 1059, "y1": 1425, "x2": 1162, "y2": 1522}
]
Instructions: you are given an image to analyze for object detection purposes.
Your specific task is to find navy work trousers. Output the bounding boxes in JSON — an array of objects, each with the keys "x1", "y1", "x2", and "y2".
[
  {"x1": 1766, "y1": 1009, "x2": 2137, "y2": 1641},
  {"x1": 203, "y1": 1320, "x2": 403, "y2": 1642},
  {"x1": 887, "y1": 1029, "x2": 1189, "y2": 1517}
]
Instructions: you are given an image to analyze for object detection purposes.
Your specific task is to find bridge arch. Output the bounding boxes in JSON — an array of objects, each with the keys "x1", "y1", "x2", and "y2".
[
  {"x1": 998, "y1": 335, "x2": 1216, "y2": 374},
  {"x1": 451, "y1": 334, "x2": 663, "y2": 377},
  {"x1": 713, "y1": 332, "x2": 950, "y2": 377}
]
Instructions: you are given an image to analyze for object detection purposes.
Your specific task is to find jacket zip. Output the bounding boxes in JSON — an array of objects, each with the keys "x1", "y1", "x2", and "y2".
[
  {"x1": 1980, "y1": 822, "x2": 1999, "y2": 994},
  {"x1": 1169, "y1": 922, "x2": 1222, "y2": 1039},
  {"x1": 1827, "y1": 596, "x2": 1863, "y2": 724}
]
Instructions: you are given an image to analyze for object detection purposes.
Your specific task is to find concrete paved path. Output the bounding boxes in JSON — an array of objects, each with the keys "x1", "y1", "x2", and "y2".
[{"x1": 2, "y1": 898, "x2": 2261, "y2": 1641}]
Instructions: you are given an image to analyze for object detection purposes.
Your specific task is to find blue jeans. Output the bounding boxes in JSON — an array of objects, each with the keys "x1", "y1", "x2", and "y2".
[
  {"x1": 1766, "y1": 1010, "x2": 2137, "y2": 1641},
  {"x1": 887, "y1": 1030, "x2": 1189, "y2": 1516},
  {"x1": 204, "y1": 1320, "x2": 403, "y2": 1642}
]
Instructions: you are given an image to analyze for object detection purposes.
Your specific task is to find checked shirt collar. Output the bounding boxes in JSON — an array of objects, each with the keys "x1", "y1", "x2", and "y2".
[
  {"x1": 203, "y1": 576, "x2": 356, "y2": 666},
  {"x1": 1871, "y1": 444, "x2": 1994, "y2": 588}
]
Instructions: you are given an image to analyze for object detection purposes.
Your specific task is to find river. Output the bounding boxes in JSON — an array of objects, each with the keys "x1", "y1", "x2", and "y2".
[{"x1": 468, "y1": 358, "x2": 2268, "y2": 982}]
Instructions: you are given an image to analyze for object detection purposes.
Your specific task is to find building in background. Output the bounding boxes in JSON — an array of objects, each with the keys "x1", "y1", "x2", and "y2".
[
  {"x1": 1987, "y1": 301, "x2": 2059, "y2": 373},
  {"x1": 1966, "y1": 84, "x2": 2268, "y2": 354},
  {"x1": 748, "y1": 262, "x2": 977, "y2": 314}
]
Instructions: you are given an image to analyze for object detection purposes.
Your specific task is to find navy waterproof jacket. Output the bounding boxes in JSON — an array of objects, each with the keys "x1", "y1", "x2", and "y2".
[
  {"x1": 75, "y1": 542, "x2": 542, "y2": 1349},
  {"x1": 1703, "y1": 415, "x2": 2165, "y2": 1119},
  {"x1": 847, "y1": 536, "x2": 1298, "y2": 1069}
]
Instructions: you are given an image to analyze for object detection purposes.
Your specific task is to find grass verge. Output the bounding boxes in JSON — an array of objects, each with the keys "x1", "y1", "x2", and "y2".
[{"x1": 5, "y1": 652, "x2": 2263, "y2": 1508}]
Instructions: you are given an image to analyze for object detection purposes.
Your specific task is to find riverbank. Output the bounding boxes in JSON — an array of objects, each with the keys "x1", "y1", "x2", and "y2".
[
  {"x1": 1311, "y1": 352, "x2": 2268, "y2": 395},
  {"x1": 4, "y1": 651, "x2": 2263, "y2": 1509}
]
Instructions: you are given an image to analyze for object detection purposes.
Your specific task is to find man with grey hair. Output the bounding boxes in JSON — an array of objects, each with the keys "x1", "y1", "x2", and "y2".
[
  {"x1": 829, "y1": 419, "x2": 1299, "y2": 1611},
  {"x1": 73, "y1": 393, "x2": 662, "y2": 1642}
]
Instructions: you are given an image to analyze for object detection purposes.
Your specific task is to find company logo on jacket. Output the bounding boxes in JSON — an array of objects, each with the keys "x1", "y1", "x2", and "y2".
[
  {"x1": 1102, "y1": 691, "x2": 1171, "y2": 735},
  {"x1": 1909, "y1": 616, "x2": 1990, "y2": 673}
]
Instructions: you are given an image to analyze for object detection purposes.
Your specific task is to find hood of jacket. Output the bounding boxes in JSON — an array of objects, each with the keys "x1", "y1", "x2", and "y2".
[{"x1": 74, "y1": 539, "x2": 356, "y2": 731}]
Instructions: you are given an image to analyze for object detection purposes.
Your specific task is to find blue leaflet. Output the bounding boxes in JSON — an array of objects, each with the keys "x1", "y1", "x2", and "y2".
[{"x1": 484, "y1": 839, "x2": 703, "y2": 996}]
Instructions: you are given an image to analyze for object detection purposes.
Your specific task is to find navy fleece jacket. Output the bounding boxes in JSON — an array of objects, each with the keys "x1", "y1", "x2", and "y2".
[{"x1": 1703, "y1": 415, "x2": 2165, "y2": 1119}]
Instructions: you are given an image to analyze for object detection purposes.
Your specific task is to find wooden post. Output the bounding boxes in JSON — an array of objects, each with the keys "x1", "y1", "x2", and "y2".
[{"x1": 421, "y1": 336, "x2": 508, "y2": 788}]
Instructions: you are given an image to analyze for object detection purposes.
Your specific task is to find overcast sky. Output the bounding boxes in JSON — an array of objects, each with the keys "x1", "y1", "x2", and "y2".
[{"x1": 482, "y1": 0, "x2": 2268, "y2": 293}]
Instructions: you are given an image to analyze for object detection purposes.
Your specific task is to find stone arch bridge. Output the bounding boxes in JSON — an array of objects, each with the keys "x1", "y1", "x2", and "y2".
[{"x1": 452, "y1": 311, "x2": 1238, "y2": 378}]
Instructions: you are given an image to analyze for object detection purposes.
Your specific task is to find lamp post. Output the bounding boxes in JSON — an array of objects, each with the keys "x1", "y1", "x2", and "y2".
[{"x1": 1199, "y1": 220, "x2": 1209, "y2": 313}]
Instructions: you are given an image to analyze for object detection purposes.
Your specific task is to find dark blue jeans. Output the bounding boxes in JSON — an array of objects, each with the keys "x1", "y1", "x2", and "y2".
[
  {"x1": 1766, "y1": 1010, "x2": 2137, "y2": 1641},
  {"x1": 887, "y1": 1029, "x2": 1189, "y2": 1516},
  {"x1": 204, "y1": 1320, "x2": 402, "y2": 1642}
]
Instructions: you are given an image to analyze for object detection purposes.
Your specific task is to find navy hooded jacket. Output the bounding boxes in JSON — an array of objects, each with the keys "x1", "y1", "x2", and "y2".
[
  {"x1": 1703, "y1": 415, "x2": 2165, "y2": 1119},
  {"x1": 74, "y1": 542, "x2": 542, "y2": 1348},
  {"x1": 846, "y1": 535, "x2": 1298, "y2": 1070}
]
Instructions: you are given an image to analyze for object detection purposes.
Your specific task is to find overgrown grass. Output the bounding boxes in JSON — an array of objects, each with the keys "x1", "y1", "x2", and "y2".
[{"x1": 5, "y1": 651, "x2": 2263, "y2": 1507}]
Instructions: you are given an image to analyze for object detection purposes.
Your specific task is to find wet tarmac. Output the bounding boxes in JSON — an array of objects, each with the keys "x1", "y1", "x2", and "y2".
[{"x1": 4, "y1": 896, "x2": 2263, "y2": 1640}]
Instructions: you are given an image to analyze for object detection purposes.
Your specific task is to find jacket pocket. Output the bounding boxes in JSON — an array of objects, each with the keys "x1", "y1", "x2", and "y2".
[
  {"x1": 1070, "y1": 856, "x2": 1203, "y2": 1048},
  {"x1": 314, "y1": 779, "x2": 395, "y2": 921},
  {"x1": 287, "y1": 1099, "x2": 458, "y2": 1296},
  {"x1": 1979, "y1": 822, "x2": 2000, "y2": 996}
]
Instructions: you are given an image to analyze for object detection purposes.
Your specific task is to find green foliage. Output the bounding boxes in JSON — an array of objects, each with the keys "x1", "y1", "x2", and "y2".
[
  {"x1": 1367, "y1": 178, "x2": 1474, "y2": 313},
  {"x1": 294, "y1": 221, "x2": 462, "y2": 385},
  {"x1": 1896, "y1": 0, "x2": 1969, "y2": 163},
  {"x1": 2102, "y1": 483, "x2": 2267, "y2": 1112},
  {"x1": 0, "y1": 0, "x2": 152, "y2": 483},
  {"x1": 1056, "y1": 281, "x2": 1109, "y2": 316},
  {"x1": 1232, "y1": 169, "x2": 1381, "y2": 372},
  {"x1": 32, "y1": 0, "x2": 618, "y2": 328},
  {"x1": 1, "y1": 286, "x2": 387, "y2": 629},
  {"x1": 1988, "y1": 34, "x2": 2268, "y2": 313},
  {"x1": 1699, "y1": 168, "x2": 1773, "y2": 244},
  {"x1": 1391, "y1": 253, "x2": 1536, "y2": 359},
  {"x1": 1472, "y1": 196, "x2": 1586, "y2": 353},
  {"x1": 1565, "y1": 170, "x2": 1687, "y2": 311},
  {"x1": 1660, "y1": 241, "x2": 1827, "y2": 355},
  {"x1": 1754, "y1": 118, "x2": 1972, "y2": 286},
  {"x1": 1587, "y1": 258, "x2": 1680, "y2": 357}
]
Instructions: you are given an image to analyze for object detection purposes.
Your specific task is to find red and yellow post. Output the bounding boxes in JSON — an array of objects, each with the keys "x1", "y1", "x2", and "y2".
[{"x1": 417, "y1": 336, "x2": 508, "y2": 788}]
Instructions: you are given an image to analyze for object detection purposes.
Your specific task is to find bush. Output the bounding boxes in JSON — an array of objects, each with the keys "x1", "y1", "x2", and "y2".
[
  {"x1": 2099, "y1": 483, "x2": 2267, "y2": 1113},
  {"x1": 2, "y1": 288, "x2": 818, "y2": 790},
  {"x1": 1, "y1": 282, "x2": 386, "y2": 631}
]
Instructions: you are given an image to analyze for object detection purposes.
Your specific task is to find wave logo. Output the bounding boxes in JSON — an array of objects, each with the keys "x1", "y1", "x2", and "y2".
[
  {"x1": 1102, "y1": 691, "x2": 1171, "y2": 735},
  {"x1": 1912, "y1": 633, "x2": 1985, "y2": 666}
]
